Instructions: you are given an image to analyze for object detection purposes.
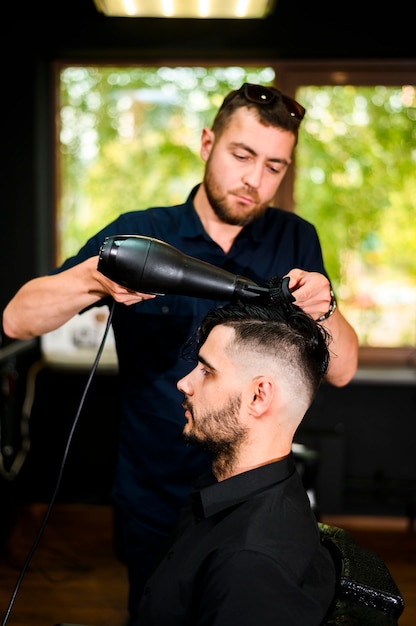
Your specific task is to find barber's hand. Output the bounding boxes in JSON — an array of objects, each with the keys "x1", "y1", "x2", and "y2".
[
  {"x1": 91, "y1": 258, "x2": 156, "y2": 306},
  {"x1": 285, "y1": 269, "x2": 333, "y2": 321}
]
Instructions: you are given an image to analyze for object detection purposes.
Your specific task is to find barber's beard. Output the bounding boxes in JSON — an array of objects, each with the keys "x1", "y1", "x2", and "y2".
[
  {"x1": 183, "y1": 393, "x2": 247, "y2": 474},
  {"x1": 203, "y1": 162, "x2": 268, "y2": 227}
]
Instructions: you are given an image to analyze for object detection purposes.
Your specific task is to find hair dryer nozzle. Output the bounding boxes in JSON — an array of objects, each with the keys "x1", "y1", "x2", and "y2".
[{"x1": 97, "y1": 235, "x2": 267, "y2": 301}]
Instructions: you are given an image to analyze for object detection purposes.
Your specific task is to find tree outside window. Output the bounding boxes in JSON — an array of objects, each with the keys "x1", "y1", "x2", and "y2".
[{"x1": 295, "y1": 84, "x2": 416, "y2": 348}]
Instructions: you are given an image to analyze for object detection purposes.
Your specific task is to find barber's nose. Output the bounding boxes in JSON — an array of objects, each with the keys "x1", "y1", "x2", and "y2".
[{"x1": 242, "y1": 162, "x2": 263, "y2": 189}]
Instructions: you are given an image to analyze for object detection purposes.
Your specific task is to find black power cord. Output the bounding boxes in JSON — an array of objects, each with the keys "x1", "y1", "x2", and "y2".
[{"x1": 1, "y1": 301, "x2": 115, "y2": 626}]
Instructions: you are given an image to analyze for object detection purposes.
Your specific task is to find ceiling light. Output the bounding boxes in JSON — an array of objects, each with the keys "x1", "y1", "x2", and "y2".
[{"x1": 93, "y1": 0, "x2": 277, "y2": 18}]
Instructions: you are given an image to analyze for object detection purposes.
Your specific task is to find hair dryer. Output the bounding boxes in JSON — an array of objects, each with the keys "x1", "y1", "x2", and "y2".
[{"x1": 97, "y1": 235, "x2": 269, "y2": 300}]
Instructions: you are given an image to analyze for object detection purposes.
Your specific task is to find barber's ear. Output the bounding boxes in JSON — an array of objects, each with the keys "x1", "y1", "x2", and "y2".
[{"x1": 200, "y1": 127, "x2": 215, "y2": 162}]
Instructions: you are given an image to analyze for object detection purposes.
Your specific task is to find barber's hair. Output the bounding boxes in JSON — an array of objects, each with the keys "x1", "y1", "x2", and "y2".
[
  {"x1": 183, "y1": 276, "x2": 331, "y2": 401},
  {"x1": 211, "y1": 83, "x2": 303, "y2": 143}
]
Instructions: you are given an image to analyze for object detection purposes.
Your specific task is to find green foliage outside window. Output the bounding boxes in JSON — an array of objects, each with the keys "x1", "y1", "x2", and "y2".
[
  {"x1": 58, "y1": 66, "x2": 416, "y2": 348},
  {"x1": 295, "y1": 85, "x2": 416, "y2": 346}
]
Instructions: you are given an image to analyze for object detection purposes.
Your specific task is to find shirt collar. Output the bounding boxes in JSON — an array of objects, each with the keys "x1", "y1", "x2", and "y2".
[{"x1": 190, "y1": 453, "x2": 296, "y2": 520}]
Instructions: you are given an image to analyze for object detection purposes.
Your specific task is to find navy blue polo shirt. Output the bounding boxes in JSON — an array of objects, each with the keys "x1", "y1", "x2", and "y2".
[
  {"x1": 52, "y1": 185, "x2": 327, "y2": 538},
  {"x1": 138, "y1": 453, "x2": 336, "y2": 625}
]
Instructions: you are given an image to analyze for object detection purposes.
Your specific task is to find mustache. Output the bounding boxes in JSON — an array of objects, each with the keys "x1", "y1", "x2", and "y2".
[
  {"x1": 182, "y1": 396, "x2": 192, "y2": 412},
  {"x1": 233, "y1": 187, "x2": 260, "y2": 203}
]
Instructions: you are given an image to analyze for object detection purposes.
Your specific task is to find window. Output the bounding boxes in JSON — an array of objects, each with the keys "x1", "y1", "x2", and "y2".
[{"x1": 55, "y1": 61, "x2": 416, "y2": 365}]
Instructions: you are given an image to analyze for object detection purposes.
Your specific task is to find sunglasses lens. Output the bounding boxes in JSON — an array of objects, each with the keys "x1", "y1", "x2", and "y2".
[
  {"x1": 281, "y1": 94, "x2": 306, "y2": 121},
  {"x1": 244, "y1": 83, "x2": 276, "y2": 104}
]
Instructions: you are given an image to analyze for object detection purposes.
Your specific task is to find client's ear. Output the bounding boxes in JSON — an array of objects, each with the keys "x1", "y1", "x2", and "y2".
[{"x1": 249, "y1": 377, "x2": 274, "y2": 416}]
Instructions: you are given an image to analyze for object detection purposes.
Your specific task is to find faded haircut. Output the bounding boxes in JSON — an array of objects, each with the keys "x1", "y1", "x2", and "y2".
[{"x1": 182, "y1": 276, "x2": 331, "y2": 402}]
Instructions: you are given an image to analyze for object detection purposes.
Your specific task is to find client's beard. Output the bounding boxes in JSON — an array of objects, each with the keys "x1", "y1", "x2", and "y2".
[{"x1": 183, "y1": 394, "x2": 246, "y2": 474}]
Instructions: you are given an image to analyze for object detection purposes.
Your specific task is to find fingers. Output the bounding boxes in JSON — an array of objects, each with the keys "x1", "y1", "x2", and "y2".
[
  {"x1": 110, "y1": 288, "x2": 156, "y2": 306},
  {"x1": 285, "y1": 269, "x2": 332, "y2": 318}
]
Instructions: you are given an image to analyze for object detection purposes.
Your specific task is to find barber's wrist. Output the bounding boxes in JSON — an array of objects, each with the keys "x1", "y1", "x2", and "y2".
[{"x1": 317, "y1": 288, "x2": 337, "y2": 322}]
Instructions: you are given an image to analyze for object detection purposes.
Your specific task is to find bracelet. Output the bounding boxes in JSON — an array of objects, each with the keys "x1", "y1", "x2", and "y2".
[{"x1": 317, "y1": 289, "x2": 337, "y2": 322}]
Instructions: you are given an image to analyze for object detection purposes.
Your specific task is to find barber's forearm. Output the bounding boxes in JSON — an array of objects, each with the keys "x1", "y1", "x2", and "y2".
[
  {"x1": 2, "y1": 258, "x2": 102, "y2": 340},
  {"x1": 322, "y1": 308, "x2": 359, "y2": 387}
]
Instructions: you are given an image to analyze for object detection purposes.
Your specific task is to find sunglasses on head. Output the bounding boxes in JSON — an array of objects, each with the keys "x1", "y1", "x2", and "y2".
[{"x1": 220, "y1": 82, "x2": 306, "y2": 122}]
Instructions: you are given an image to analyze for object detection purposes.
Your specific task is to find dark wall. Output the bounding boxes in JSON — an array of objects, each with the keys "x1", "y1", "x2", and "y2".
[{"x1": 298, "y1": 380, "x2": 416, "y2": 517}]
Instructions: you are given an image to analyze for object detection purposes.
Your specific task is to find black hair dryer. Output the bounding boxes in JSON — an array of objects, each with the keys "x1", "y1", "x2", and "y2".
[{"x1": 97, "y1": 235, "x2": 268, "y2": 301}]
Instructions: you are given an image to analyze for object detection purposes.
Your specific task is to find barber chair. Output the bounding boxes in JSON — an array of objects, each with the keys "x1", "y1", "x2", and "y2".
[
  {"x1": 54, "y1": 523, "x2": 405, "y2": 626},
  {"x1": 319, "y1": 523, "x2": 404, "y2": 625}
]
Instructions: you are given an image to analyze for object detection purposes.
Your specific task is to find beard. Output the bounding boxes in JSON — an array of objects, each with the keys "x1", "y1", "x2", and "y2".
[
  {"x1": 203, "y1": 157, "x2": 269, "y2": 227},
  {"x1": 183, "y1": 393, "x2": 247, "y2": 468}
]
